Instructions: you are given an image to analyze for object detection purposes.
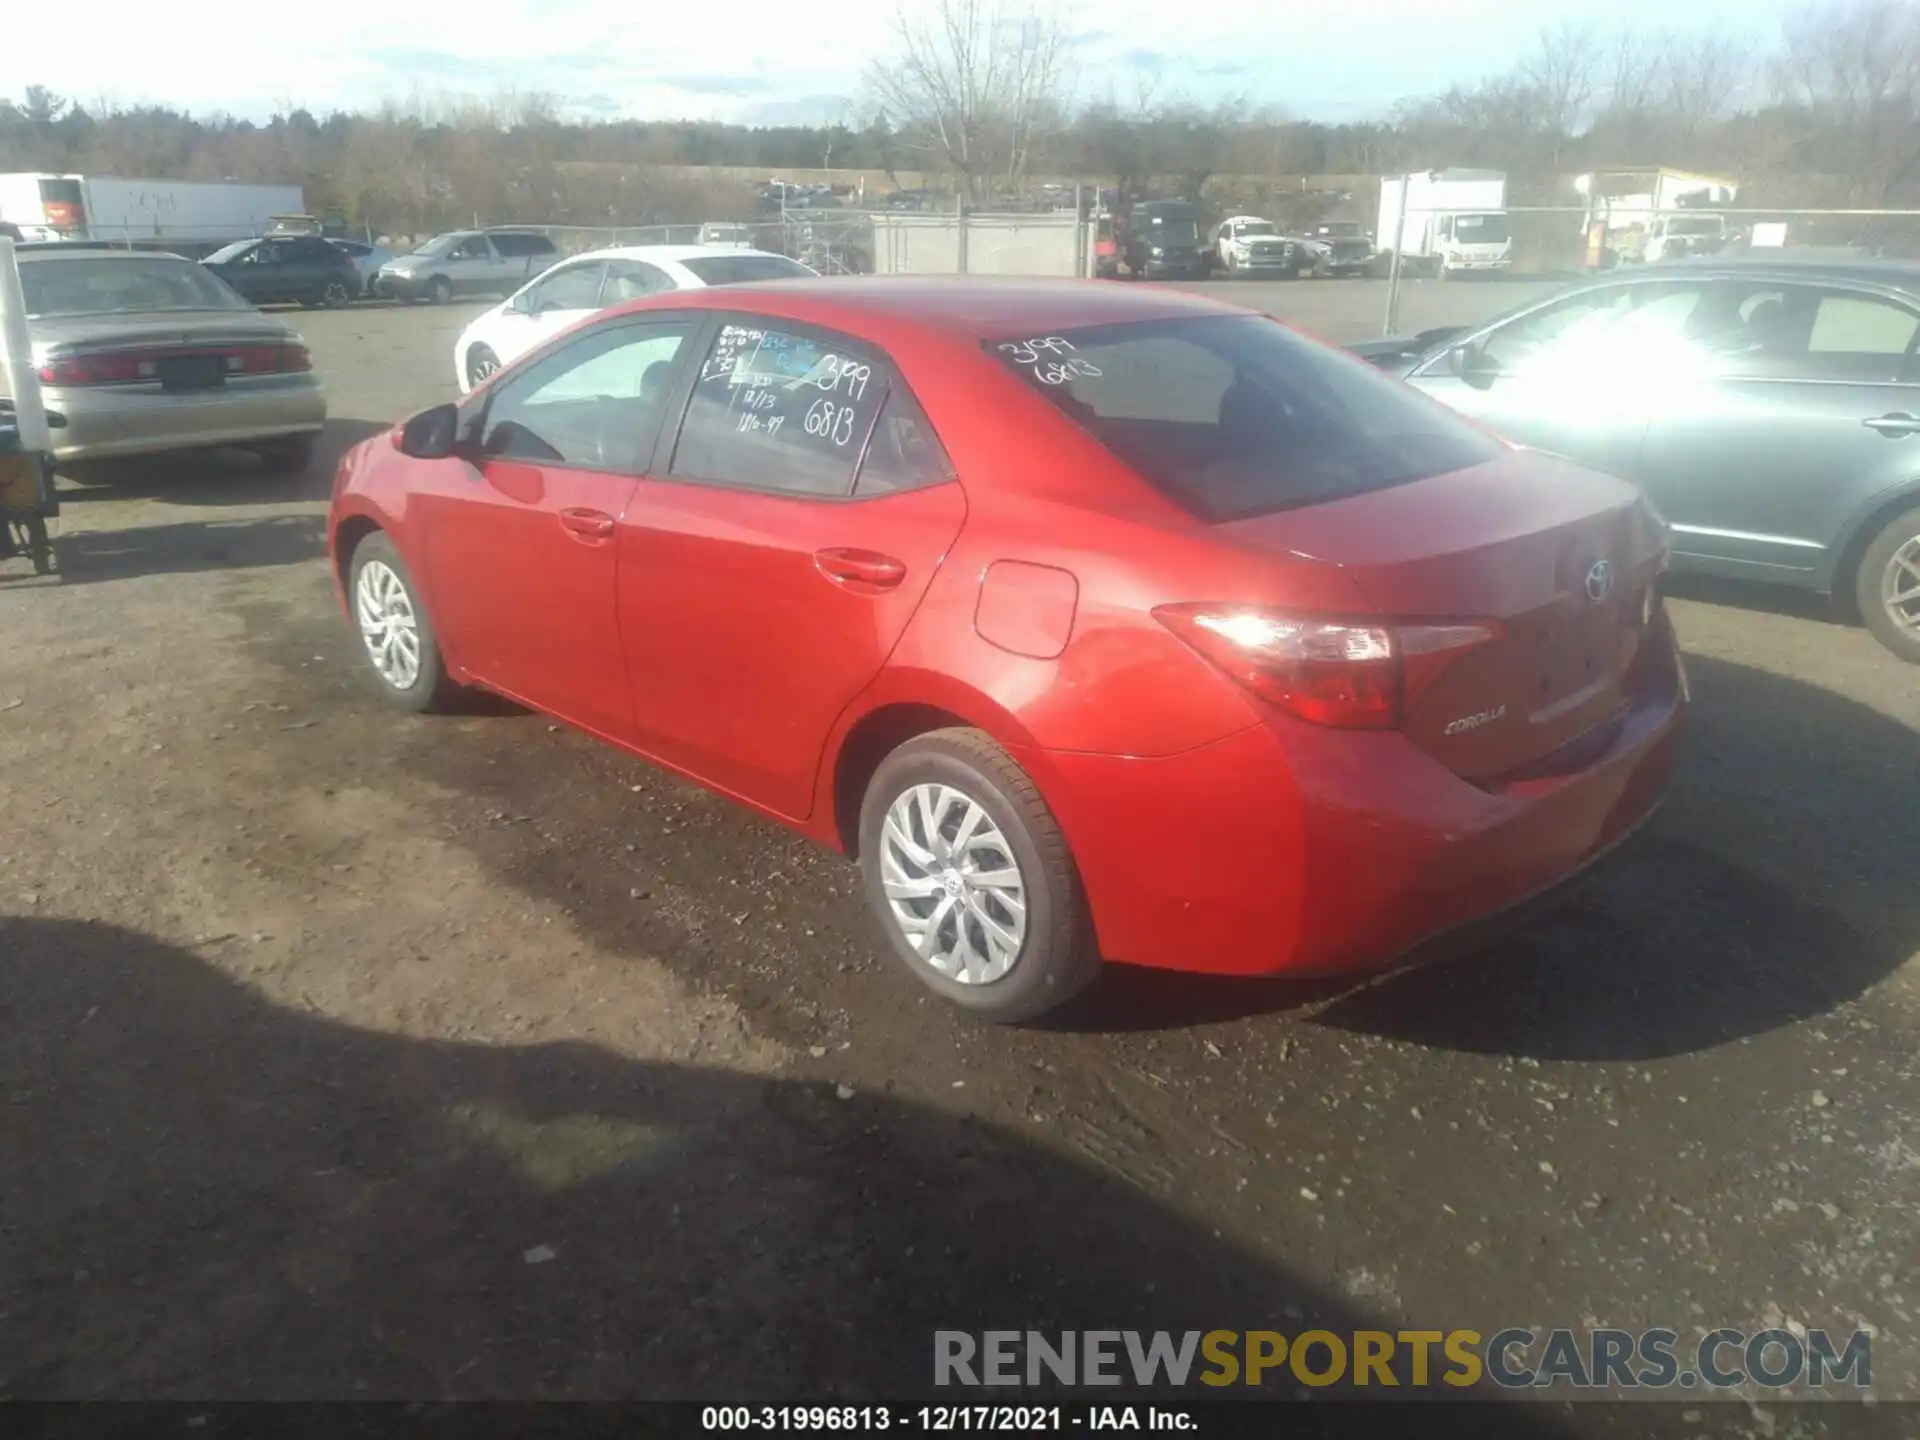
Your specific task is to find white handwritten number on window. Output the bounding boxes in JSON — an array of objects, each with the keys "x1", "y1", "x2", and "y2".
[
  {"x1": 808, "y1": 354, "x2": 873, "y2": 400},
  {"x1": 804, "y1": 398, "x2": 860, "y2": 447},
  {"x1": 998, "y1": 336, "x2": 1103, "y2": 386}
]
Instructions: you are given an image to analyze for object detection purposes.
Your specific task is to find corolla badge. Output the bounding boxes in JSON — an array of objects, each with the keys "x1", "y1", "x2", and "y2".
[
  {"x1": 1443, "y1": 705, "x2": 1507, "y2": 736},
  {"x1": 1584, "y1": 559, "x2": 1614, "y2": 603}
]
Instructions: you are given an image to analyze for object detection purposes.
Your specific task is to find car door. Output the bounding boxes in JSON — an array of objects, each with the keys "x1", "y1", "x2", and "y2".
[
  {"x1": 617, "y1": 316, "x2": 968, "y2": 820},
  {"x1": 420, "y1": 315, "x2": 700, "y2": 739},
  {"x1": 1408, "y1": 275, "x2": 1717, "y2": 480},
  {"x1": 1634, "y1": 278, "x2": 1920, "y2": 581},
  {"x1": 288, "y1": 238, "x2": 334, "y2": 298},
  {"x1": 498, "y1": 260, "x2": 609, "y2": 364},
  {"x1": 444, "y1": 235, "x2": 495, "y2": 296}
]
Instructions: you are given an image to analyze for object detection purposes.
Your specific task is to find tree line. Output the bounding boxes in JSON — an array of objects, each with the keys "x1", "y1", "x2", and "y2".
[{"x1": 2, "y1": 0, "x2": 1917, "y2": 236}]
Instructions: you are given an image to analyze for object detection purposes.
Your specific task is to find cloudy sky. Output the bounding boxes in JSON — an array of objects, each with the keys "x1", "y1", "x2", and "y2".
[{"x1": 6, "y1": 0, "x2": 1782, "y2": 126}]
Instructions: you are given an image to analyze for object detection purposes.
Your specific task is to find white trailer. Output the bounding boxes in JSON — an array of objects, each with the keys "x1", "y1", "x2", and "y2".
[
  {"x1": 1376, "y1": 169, "x2": 1510, "y2": 278},
  {"x1": 0, "y1": 173, "x2": 304, "y2": 246}
]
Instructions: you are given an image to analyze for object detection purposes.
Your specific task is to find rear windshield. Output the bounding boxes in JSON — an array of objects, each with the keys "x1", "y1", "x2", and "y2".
[
  {"x1": 680, "y1": 254, "x2": 814, "y2": 285},
  {"x1": 988, "y1": 315, "x2": 1502, "y2": 523},
  {"x1": 22, "y1": 257, "x2": 252, "y2": 317}
]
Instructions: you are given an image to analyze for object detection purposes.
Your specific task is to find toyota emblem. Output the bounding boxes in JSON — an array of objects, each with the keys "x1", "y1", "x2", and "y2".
[{"x1": 1584, "y1": 559, "x2": 1614, "y2": 603}]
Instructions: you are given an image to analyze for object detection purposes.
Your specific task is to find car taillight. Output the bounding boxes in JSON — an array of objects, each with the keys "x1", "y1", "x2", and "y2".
[
  {"x1": 38, "y1": 343, "x2": 311, "y2": 386},
  {"x1": 1153, "y1": 604, "x2": 1502, "y2": 730},
  {"x1": 38, "y1": 353, "x2": 146, "y2": 386}
]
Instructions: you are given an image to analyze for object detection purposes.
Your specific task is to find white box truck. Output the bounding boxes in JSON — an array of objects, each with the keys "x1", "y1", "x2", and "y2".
[
  {"x1": 0, "y1": 174, "x2": 304, "y2": 248},
  {"x1": 1376, "y1": 169, "x2": 1511, "y2": 278}
]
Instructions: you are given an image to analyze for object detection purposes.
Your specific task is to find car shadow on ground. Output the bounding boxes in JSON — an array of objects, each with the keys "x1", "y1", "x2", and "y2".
[
  {"x1": 31, "y1": 514, "x2": 327, "y2": 588},
  {"x1": 1052, "y1": 652, "x2": 1917, "y2": 1060},
  {"x1": 2, "y1": 914, "x2": 1597, "y2": 1428},
  {"x1": 1662, "y1": 572, "x2": 1846, "y2": 626},
  {"x1": 53, "y1": 419, "x2": 390, "y2": 509}
]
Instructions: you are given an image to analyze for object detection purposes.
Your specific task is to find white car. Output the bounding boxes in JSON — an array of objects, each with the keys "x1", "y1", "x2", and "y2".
[{"x1": 453, "y1": 244, "x2": 816, "y2": 392}]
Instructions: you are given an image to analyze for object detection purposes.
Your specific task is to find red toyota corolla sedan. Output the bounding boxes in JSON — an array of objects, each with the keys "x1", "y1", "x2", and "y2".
[{"x1": 327, "y1": 278, "x2": 1685, "y2": 1022}]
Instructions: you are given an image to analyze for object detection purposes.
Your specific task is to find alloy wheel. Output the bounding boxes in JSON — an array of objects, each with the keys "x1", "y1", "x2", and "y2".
[
  {"x1": 467, "y1": 347, "x2": 500, "y2": 387},
  {"x1": 1883, "y1": 536, "x2": 1920, "y2": 637},
  {"x1": 878, "y1": 783, "x2": 1028, "y2": 985},
  {"x1": 354, "y1": 559, "x2": 423, "y2": 691}
]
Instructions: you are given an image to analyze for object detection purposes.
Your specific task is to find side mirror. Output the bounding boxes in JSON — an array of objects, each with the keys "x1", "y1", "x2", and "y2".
[
  {"x1": 396, "y1": 403, "x2": 462, "y2": 459},
  {"x1": 1451, "y1": 342, "x2": 1500, "y2": 389}
]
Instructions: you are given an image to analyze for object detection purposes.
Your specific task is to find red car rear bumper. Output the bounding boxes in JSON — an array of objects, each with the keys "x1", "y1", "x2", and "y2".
[{"x1": 1021, "y1": 632, "x2": 1686, "y2": 978}]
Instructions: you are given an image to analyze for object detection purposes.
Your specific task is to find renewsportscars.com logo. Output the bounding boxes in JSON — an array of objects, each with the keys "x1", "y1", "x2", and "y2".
[{"x1": 934, "y1": 1329, "x2": 1873, "y2": 1391}]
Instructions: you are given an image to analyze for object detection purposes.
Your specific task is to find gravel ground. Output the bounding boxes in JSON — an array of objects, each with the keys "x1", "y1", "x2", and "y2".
[{"x1": 2, "y1": 280, "x2": 1915, "y2": 1430}]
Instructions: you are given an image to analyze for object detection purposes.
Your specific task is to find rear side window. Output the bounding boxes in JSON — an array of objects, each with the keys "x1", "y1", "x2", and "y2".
[
  {"x1": 680, "y1": 255, "x2": 814, "y2": 286},
  {"x1": 491, "y1": 232, "x2": 556, "y2": 257},
  {"x1": 854, "y1": 387, "x2": 953, "y2": 496},
  {"x1": 1711, "y1": 283, "x2": 1920, "y2": 382},
  {"x1": 989, "y1": 316, "x2": 1502, "y2": 522},
  {"x1": 670, "y1": 321, "x2": 887, "y2": 496}
]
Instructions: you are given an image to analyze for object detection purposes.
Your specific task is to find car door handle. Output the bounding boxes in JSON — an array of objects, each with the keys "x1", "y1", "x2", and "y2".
[
  {"x1": 814, "y1": 547, "x2": 907, "y2": 589},
  {"x1": 1863, "y1": 412, "x2": 1920, "y2": 436},
  {"x1": 559, "y1": 508, "x2": 616, "y2": 539}
]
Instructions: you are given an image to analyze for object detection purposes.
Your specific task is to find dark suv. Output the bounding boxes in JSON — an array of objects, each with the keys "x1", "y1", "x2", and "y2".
[{"x1": 201, "y1": 235, "x2": 361, "y2": 308}]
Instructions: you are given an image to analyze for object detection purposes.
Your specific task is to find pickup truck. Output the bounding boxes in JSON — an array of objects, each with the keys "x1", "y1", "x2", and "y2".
[
  {"x1": 1209, "y1": 215, "x2": 1306, "y2": 277},
  {"x1": 375, "y1": 229, "x2": 561, "y2": 303}
]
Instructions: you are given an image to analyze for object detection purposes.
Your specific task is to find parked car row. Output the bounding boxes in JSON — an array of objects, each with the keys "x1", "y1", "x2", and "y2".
[{"x1": 13, "y1": 237, "x2": 1914, "y2": 1031}]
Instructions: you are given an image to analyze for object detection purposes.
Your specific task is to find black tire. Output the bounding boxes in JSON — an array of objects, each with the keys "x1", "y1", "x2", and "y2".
[
  {"x1": 465, "y1": 344, "x2": 501, "y2": 390},
  {"x1": 258, "y1": 433, "x2": 317, "y2": 474},
  {"x1": 1855, "y1": 505, "x2": 1920, "y2": 663},
  {"x1": 428, "y1": 275, "x2": 453, "y2": 304},
  {"x1": 344, "y1": 531, "x2": 459, "y2": 712},
  {"x1": 857, "y1": 727, "x2": 1100, "y2": 1023},
  {"x1": 321, "y1": 277, "x2": 353, "y2": 309}
]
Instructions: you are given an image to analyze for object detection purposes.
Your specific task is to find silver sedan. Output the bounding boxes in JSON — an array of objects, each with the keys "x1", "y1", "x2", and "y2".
[{"x1": 19, "y1": 249, "x2": 327, "y2": 473}]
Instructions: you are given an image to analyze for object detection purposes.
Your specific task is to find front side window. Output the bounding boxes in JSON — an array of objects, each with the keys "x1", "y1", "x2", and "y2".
[
  {"x1": 480, "y1": 320, "x2": 692, "y2": 470},
  {"x1": 1475, "y1": 281, "x2": 1709, "y2": 377},
  {"x1": 524, "y1": 262, "x2": 606, "y2": 313},
  {"x1": 990, "y1": 315, "x2": 1502, "y2": 523},
  {"x1": 670, "y1": 322, "x2": 890, "y2": 497},
  {"x1": 449, "y1": 236, "x2": 490, "y2": 261}
]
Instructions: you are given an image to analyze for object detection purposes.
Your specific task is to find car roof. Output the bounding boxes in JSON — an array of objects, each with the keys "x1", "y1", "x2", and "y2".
[
  {"x1": 17, "y1": 247, "x2": 192, "y2": 264},
  {"x1": 618, "y1": 275, "x2": 1243, "y2": 341},
  {"x1": 1632, "y1": 253, "x2": 1920, "y2": 290},
  {"x1": 565, "y1": 244, "x2": 795, "y2": 265}
]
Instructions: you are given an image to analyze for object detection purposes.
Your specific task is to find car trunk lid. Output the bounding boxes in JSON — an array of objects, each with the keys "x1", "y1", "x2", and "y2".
[{"x1": 1214, "y1": 451, "x2": 1667, "y2": 784}]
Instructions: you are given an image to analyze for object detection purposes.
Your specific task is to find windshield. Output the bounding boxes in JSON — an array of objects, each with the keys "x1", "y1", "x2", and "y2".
[
  {"x1": 409, "y1": 234, "x2": 462, "y2": 258},
  {"x1": 1237, "y1": 222, "x2": 1277, "y2": 236},
  {"x1": 679, "y1": 254, "x2": 814, "y2": 285},
  {"x1": 202, "y1": 240, "x2": 256, "y2": 264},
  {"x1": 1670, "y1": 217, "x2": 1724, "y2": 235},
  {"x1": 1147, "y1": 219, "x2": 1200, "y2": 245},
  {"x1": 988, "y1": 315, "x2": 1502, "y2": 523},
  {"x1": 1453, "y1": 213, "x2": 1510, "y2": 243},
  {"x1": 22, "y1": 257, "x2": 253, "y2": 317},
  {"x1": 1320, "y1": 222, "x2": 1363, "y2": 237}
]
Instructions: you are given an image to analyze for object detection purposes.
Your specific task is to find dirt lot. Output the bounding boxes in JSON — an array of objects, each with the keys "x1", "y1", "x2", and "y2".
[{"x1": 3, "y1": 281, "x2": 1917, "y2": 1426}]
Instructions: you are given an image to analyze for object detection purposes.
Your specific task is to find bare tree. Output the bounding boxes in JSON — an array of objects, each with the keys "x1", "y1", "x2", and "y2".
[
  {"x1": 1778, "y1": 0, "x2": 1920, "y2": 199},
  {"x1": 865, "y1": 0, "x2": 1074, "y2": 201}
]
